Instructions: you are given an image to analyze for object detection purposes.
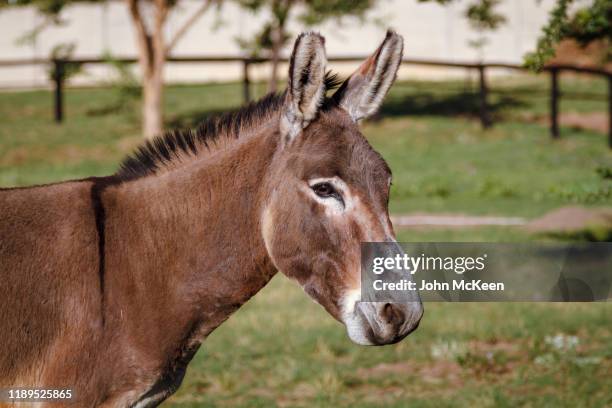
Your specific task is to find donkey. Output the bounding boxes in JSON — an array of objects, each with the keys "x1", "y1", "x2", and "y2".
[{"x1": 0, "y1": 30, "x2": 422, "y2": 407}]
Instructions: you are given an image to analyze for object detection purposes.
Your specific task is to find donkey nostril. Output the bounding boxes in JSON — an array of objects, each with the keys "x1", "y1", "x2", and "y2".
[
  {"x1": 382, "y1": 303, "x2": 392, "y2": 315},
  {"x1": 381, "y1": 303, "x2": 405, "y2": 326}
]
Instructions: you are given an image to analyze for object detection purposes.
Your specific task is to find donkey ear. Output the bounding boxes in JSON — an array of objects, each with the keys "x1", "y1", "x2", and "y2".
[
  {"x1": 280, "y1": 32, "x2": 327, "y2": 144},
  {"x1": 333, "y1": 30, "x2": 403, "y2": 122}
]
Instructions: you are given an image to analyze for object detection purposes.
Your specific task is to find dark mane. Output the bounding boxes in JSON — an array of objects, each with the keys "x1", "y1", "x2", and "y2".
[{"x1": 116, "y1": 72, "x2": 342, "y2": 182}]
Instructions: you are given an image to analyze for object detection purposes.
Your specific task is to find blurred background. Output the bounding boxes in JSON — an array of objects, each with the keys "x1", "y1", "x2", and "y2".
[{"x1": 0, "y1": 0, "x2": 610, "y2": 406}]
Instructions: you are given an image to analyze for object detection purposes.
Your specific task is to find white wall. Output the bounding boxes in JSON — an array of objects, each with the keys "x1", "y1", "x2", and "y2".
[{"x1": 0, "y1": 0, "x2": 555, "y2": 88}]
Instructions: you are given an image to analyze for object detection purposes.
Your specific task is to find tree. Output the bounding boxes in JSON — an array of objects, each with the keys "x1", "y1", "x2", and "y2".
[
  {"x1": 525, "y1": 0, "x2": 611, "y2": 70},
  {"x1": 2, "y1": 0, "x2": 221, "y2": 139},
  {"x1": 418, "y1": 0, "x2": 610, "y2": 70},
  {"x1": 126, "y1": 0, "x2": 222, "y2": 139},
  {"x1": 235, "y1": 0, "x2": 378, "y2": 93},
  {"x1": 464, "y1": 0, "x2": 506, "y2": 61}
]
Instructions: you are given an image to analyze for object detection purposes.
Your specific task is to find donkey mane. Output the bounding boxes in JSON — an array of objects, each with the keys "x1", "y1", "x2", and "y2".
[{"x1": 116, "y1": 72, "x2": 342, "y2": 181}]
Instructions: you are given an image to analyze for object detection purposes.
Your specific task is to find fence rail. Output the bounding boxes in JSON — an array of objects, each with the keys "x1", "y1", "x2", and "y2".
[{"x1": 1, "y1": 55, "x2": 610, "y2": 148}]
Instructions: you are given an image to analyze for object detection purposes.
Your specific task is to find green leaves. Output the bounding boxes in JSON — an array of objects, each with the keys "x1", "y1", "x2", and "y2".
[
  {"x1": 525, "y1": 0, "x2": 611, "y2": 71},
  {"x1": 564, "y1": 0, "x2": 611, "y2": 46},
  {"x1": 235, "y1": 0, "x2": 379, "y2": 59},
  {"x1": 299, "y1": 0, "x2": 374, "y2": 25},
  {"x1": 465, "y1": 0, "x2": 506, "y2": 31},
  {"x1": 524, "y1": 0, "x2": 573, "y2": 72}
]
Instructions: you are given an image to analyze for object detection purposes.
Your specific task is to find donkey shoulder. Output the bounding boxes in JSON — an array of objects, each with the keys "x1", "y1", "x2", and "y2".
[{"x1": 0, "y1": 178, "x2": 105, "y2": 385}]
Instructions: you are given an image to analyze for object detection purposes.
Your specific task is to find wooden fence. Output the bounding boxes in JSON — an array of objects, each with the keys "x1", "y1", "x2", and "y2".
[{"x1": 0, "y1": 56, "x2": 610, "y2": 148}]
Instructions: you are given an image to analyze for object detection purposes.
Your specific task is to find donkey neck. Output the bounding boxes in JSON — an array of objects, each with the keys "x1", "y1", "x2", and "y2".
[{"x1": 101, "y1": 121, "x2": 281, "y2": 361}]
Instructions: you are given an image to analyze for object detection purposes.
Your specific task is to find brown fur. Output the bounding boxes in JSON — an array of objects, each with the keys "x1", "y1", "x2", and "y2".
[{"x1": 0, "y1": 30, "x2": 421, "y2": 407}]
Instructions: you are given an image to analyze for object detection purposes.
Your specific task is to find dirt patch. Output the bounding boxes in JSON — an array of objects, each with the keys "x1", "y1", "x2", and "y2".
[
  {"x1": 470, "y1": 339, "x2": 519, "y2": 354},
  {"x1": 392, "y1": 213, "x2": 526, "y2": 228},
  {"x1": 358, "y1": 340, "x2": 528, "y2": 389},
  {"x1": 524, "y1": 111, "x2": 608, "y2": 135},
  {"x1": 392, "y1": 207, "x2": 612, "y2": 233},
  {"x1": 358, "y1": 361, "x2": 418, "y2": 378},
  {"x1": 558, "y1": 112, "x2": 609, "y2": 134},
  {"x1": 459, "y1": 340, "x2": 527, "y2": 376},
  {"x1": 358, "y1": 360, "x2": 464, "y2": 388},
  {"x1": 525, "y1": 206, "x2": 612, "y2": 234}
]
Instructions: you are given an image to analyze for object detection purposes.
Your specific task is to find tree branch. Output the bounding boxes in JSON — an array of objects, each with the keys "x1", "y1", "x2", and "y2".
[
  {"x1": 165, "y1": 0, "x2": 213, "y2": 56},
  {"x1": 126, "y1": 0, "x2": 154, "y2": 75},
  {"x1": 152, "y1": 0, "x2": 169, "y2": 69}
]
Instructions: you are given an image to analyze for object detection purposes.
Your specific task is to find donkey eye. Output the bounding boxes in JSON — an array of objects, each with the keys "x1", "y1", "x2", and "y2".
[
  {"x1": 311, "y1": 182, "x2": 343, "y2": 201},
  {"x1": 312, "y1": 182, "x2": 335, "y2": 197}
]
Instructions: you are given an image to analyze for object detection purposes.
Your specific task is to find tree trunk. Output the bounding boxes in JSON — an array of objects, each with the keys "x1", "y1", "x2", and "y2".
[
  {"x1": 267, "y1": 0, "x2": 291, "y2": 94},
  {"x1": 268, "y1": 25, "x2": 282, "y2": 93},
  {"x1": 127, "y1": 0, "x2": 168, "y2": 139},
  {"x1": 126, "y1": 0, "x2": 210, "y2": 138},
  {"x1": 142, "y1": 68, "x2": 164, "y2": 139}
]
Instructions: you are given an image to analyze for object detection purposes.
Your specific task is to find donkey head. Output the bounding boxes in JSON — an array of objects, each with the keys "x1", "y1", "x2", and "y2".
[{"x1": 261, "y1": 31, "x2": 423, "y2": 345}]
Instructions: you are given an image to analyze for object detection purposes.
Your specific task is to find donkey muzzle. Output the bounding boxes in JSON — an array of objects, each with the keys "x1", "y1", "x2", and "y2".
[
  {"x1": 345, "y1": 240, "x2": 424, "y2": 345},
  {"x1": 352, "y1": 300, "x2": 423, "y2": 345}
]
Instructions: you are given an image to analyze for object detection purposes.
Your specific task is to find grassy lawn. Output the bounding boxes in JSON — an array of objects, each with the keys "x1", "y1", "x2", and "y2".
[
  {"x1": 1, "y1": 76, "x2": 610, "y2": 217},
  {"x1": 1, "y1": 76, "x2": 611, "y2": 406},
  {"x1": 168, "y1": 277, "x2": 611, "y2": 407}
]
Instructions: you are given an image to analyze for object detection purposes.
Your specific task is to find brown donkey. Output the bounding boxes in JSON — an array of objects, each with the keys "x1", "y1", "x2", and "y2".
[{"x1": 0, "y1": 31, "x2": 422, "y2": 407}]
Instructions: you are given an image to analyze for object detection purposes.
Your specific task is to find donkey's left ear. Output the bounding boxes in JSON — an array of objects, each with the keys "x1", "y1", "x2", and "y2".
[
  {"x1": 333, "y1": 30, "x2": 403, "y2": 122},
  {"x1": 281, "y1": 32, "x2": 327, "y2": 144}
]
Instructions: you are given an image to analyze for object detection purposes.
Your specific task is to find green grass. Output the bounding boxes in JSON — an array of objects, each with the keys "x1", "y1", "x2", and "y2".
[
  {"x1": 167, "y1": 276, "x2": 612, "y2": 407},
  {"x1": 370, "y1": 116, "x2": 611, "y2": 216},
  {"x1": 1, "y1": 77, "x2": 610, "y2": 217},
  {"x1": 367, "y1": 75, "x2": 611, "y2": 216},
  {"x1": 167, "y1": 226, "x2": 611, "y2": 407},
  {"x1": 1, "y1": 76, "x2": 611, "y2": 407}
]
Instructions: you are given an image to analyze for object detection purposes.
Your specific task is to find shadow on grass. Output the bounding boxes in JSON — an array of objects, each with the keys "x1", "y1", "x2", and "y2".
[
  {"x1": 537, "y1": 227, "x2": 612, "y2": 242},
  {"x1": 377, "y1": 91, "x2": 527, "y2": 121},
  {"x1": 166, "y1": 91, "x2": 527, "y2": 130}
]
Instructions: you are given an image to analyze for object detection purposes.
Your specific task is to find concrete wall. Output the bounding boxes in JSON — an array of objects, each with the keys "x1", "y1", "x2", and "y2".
[{"x1": 0, "y1": 0, "x2": 555, "y2": 88}]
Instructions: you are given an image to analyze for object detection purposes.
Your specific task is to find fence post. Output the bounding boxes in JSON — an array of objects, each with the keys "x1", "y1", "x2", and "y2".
[
  {"x1": 478, "y1": 65, "x2": 491, "y2": 129},
  {"x1": 53, "y1": 59, "x2": 64, "y2": 123},
  {"x1": 608, "y1": 74, "x2": 611, "y2": 149},
  {"x1": 550, "y1": 67, "x2": 560, "y2": 139},
  {"x1": 243, "y1": 60, "x2": 251, "y2": 103}
]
